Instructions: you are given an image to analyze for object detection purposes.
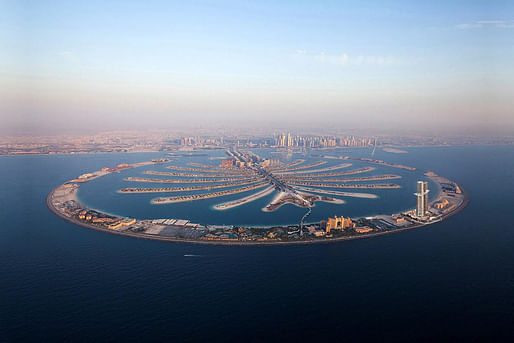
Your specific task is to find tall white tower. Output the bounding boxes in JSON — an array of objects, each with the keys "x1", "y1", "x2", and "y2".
[{"x1": 415, "y1": 181, "x2": 429, "y2": 217}]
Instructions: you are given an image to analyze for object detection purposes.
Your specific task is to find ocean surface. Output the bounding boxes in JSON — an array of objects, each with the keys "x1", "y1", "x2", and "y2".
[{"x1": 1, "y1": 146, "x2": 513, "y2": 342}]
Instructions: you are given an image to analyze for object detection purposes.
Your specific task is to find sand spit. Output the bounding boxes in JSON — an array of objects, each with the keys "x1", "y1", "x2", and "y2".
[
  {"x1": 284, "y1": 167, "x2": 374, "y2": 178},
  {"x1": 125, "y1": 176, "x2": 255, "y2": 184},
  {"x1": 166, "y1": 165, "x2": 240, "y2": 173},
  {"x1": 272, "y1": 161, "x2": 326, "y2": 173},
  {"x1": 288, "y1": 181, "x2": 401, "y2": 189},
  {"x1": 383, "y1": 148, "x2": 408, "y2": 154},
  {"x1": 213, "y1": 186, "x2": 275, "y2": 210},
  {"x1": 277, "y1": 163, "x2": 353, "y2": 175},
  {"x1": 151, "y1": 182, "x2": 268, "y2": 204},
  {"x1": 119, "y1": 179, "x2": 262, "y2": 193},
  {"x1": 145, "y1": 170, "x2": 245, "y2": 178},
  {"x1": 293, "y1": 186, "x2": 378, "y2": 199},
  {"x1": 284, "y1": 174, "x2": 401, "y2": 183}
]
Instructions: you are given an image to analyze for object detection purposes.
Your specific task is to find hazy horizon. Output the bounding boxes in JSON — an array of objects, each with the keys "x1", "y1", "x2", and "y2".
[{"x1": 1, "y1": 1, "x2": 513, "y2": 136}]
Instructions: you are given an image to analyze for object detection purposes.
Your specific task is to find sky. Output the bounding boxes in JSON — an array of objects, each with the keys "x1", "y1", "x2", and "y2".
[{"x1": 0, "y1": 0, "x2": 513, "y2": 135}]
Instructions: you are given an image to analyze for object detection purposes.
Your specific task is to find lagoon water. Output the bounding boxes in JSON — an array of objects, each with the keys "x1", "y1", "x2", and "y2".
[
  {"x1": 75, "y1": 148, "x2": 438, "y2": 227},
  {"x1": 1, "y1": 146, "x2": 514, "y2": 342}
]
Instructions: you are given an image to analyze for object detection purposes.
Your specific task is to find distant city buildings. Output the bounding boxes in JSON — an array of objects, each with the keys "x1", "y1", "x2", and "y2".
[
  {"x1": 275, "y1": 132, "x2": 372, "y2": 148},
  {"x1": 3, "y1": 130, "x2": 510, "y2": 156},
  {"x1": 415, "y1": 181, "x2": 429, "y2": 217},
  {"x1": 180, "y1": 136, "x2": 223, "y2": 146}
]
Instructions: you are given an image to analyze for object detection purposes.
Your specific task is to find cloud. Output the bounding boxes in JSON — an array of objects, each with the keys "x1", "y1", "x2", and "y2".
[
  {"x1": 295, "y1": 50, "x2": 400, "y2": 66},
  {"x1": 455, "y1": 20, "x2": 514, "y2": 29},
  {"x1": 476, "y1": 20, "x2": 504, "y2": 25},
  {"x1": 455, "y1": 23, "x2": 482, "y2": 29}
]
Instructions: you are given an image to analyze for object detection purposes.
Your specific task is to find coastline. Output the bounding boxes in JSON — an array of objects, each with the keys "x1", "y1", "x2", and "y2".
[{"x1": 4, "y1": 143, "x2": 513, "y2": 158}]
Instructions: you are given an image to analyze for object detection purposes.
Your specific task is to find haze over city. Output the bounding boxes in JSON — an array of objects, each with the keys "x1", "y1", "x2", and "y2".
[{"x1": 1, "y1": 0, "x2": 513, "y2": 136}]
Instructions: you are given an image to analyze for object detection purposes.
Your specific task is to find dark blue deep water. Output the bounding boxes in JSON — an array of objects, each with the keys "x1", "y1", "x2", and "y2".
[{"x1": 1, "y1": 146, "x2": 514, "y2": 342}]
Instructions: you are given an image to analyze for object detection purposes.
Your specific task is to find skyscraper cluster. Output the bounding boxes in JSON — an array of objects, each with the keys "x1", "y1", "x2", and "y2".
[{"x1": 275, "y1": 133, "x2": 372, "y2": 148}]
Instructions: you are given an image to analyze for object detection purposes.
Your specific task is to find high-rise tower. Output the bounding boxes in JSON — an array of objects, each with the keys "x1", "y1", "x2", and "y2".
[{"x1": 415, "y1": 181, "x2": 429, "y2": 217}]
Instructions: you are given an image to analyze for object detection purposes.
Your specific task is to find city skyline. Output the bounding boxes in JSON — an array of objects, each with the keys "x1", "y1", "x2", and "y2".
[{"x1": 1, "y1": 0, "x2": 513, "y2": 136}]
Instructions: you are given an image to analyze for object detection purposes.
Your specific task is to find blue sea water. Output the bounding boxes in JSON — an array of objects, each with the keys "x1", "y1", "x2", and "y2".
[{"x1": 1, "y1": 146, "x2": 513, "y2": 342}]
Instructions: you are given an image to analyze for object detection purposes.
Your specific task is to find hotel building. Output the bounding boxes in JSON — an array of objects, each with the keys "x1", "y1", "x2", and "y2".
[{"x1": 415, "y1": 181, "x2": 429, "y2": 217}]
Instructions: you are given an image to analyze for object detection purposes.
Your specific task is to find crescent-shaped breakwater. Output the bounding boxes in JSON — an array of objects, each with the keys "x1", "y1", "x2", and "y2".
[
  {"x1": 47, "y1": 154, "x2": 468, "y2": 245},
  {"x1": 283, "y1": 174, "x2": 401, "y2": 183},
  {"x1": 287, "y1": 181, "x2": 401, "y2": 189},
  {"x1": 151, "y1": 182, "x2": 269, "y2": 204},
  {"x1": 119, "y1": 179, "x2": 263, "y2": 193},
  {"x1": 125, "y1": 176, "x2": 256, "y2": 184}
]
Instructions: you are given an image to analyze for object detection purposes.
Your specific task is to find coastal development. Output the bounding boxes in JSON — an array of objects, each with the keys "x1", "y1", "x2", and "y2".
[
  {"x1": 313, "y1": 155, "x2": 416, "y2": 171},
  {"x1": 282, "y1": 174, "x2": 401, "y2": 182},
  {"x1": 47, "y1": 148, "x2": 468, "y2": 245},
  {"x1": 281, "y1": 167, "x2": 376, "y2": 178},
  {"x1": 119, "y1": 179, "x2": 263, "y2": 193},
  {"x1": 151, "y1": 182, "x2": 269, "y2": 204},
  {"x1": 286, "y1": 182, "x2": 401, "y2": 189},
  {"x1": 144, "y1": 170, "x2": 247, "y2": 178},
  {"x1": 4, "y1": 131, "x2": 512, "y2": 156},
  {"x1": 125, "y1": 176, "x2": 253, "y2": 183},
  {"x1": 213, "y1": 186, "x2": 276, "y2": 210}
]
